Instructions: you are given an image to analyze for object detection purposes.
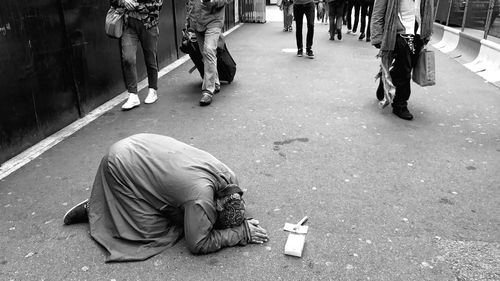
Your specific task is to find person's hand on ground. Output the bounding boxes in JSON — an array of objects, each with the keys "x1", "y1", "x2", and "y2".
[{"x1": 247, "y1": 219, "x2": 269, "y2": 244}]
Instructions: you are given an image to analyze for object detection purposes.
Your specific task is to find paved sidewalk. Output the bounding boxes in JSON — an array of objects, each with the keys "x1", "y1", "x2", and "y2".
[{"x1": 1, "y1": 7, "x2": 499, "y2": 281}]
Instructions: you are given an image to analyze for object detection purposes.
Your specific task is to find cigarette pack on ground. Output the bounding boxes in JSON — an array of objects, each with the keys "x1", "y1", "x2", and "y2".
[{"x1": 283, "y1": 216, "x2": 309, "y2": 257}]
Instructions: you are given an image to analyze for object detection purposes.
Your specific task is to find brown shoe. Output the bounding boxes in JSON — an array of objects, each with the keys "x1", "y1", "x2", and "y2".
[{"x1": 199, "y1": 92, "x2": 213, "y2": 106}]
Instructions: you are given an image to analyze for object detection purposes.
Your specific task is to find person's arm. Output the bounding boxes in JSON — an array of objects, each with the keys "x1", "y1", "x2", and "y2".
[
  {"x1": 370, "y1": 0, "x2": 387, "y2": 48},
  {"x1": 184, "y1": 200, "x2": 251, "y2": 254},
  {"x1": 209, "y1": 0, "x2": 230, "y2": 9}
]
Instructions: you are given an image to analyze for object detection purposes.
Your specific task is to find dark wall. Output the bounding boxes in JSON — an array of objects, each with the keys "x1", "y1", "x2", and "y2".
[{"x1": 0, "y1": 0, "x2": 235, "y2": 165}]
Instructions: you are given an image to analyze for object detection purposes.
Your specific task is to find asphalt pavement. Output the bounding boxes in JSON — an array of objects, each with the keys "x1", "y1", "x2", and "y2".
[{"x1": 0, "y1": 6, "x2": 499, "y2": 281}]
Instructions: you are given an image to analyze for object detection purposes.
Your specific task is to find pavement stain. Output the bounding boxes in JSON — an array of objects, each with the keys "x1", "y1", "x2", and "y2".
[
  {"x1": 207, "y1": 258, "x2": 219, "y2": 266},
  {"x1": 273, "y1": 138, "x2": 309, "y2": 147},
  {"x1": 466, "y1": 166, "x2": 477, "y2": 170},
  {"x1": 439, "y1": 198, "x2": 454, "y2": 205}
]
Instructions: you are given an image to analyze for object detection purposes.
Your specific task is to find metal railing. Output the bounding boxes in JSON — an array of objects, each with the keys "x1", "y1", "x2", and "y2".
[{"x1": 435, "y1": 0, "x2": 500, "y2": 39}]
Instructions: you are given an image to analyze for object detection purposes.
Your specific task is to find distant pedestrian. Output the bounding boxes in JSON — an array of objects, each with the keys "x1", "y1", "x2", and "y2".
[
  {"x1": 293, "y1": 0, "x2": 316, "y2": 58},
  {"x1": 185, "y1": 0, "x2": 230, "y2": 106},
  {"x1": 317, "y1": 0, "x2": 327, "y2": 24},
  {"x1": 63, "y1": 134, "x2": 269, "y2": 262},
  {"x1": 345, "y1": 0, "x2": 361, "y2": 34},
  {"x1": 370, "y1": 0, "x2": 434, "y2": 120},
  {"x1": 327, "y1": 0, "x2": 345, "y2": 40},
  {"x1": 278, "y1": 0, "x2": 294, "y2": 32},
  {"x1": 118, "y1": 0, "x2": 163, "y2": 111},
  {"x1": 358, "y1": 0, "x2": 374, "y2": 41}
]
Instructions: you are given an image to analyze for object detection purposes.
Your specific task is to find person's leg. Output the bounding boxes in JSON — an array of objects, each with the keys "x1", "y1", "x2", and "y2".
[
  {"x1": 294, "y1": 4, "x2": 305, "y2": 55},
  {"x1": 352, "y1": 0, "x2": 361, "y2": 33},
  {"x1": 366, "y1": 1, "x2": 373, "y2": 41},
  {"x1": 138, "y1": 24, "x2": 160, "y2": 104},
  {"x1": 304, "y1": 2, "x2": 315, "y2": 52},
  {"x1": 390, "y1": 35, "x2": 414, "y2": 119},
  {"x1": 283, "y1": 5, "x2": 288, "y2": 30},
  {"x1": 346, "y1": 0, "x2": 353, "y2": 31},
  {"x1": 335, "y1": 1, "x2": 345, "y2": 39},
  {"x1": 139, "y1": 25, "x2": 159, "y2": 91},
  {"x1": 197, "y1": 27, "x2": 221, "y2": 106},
  {"x1": 359, "y1": 1, "x2": 367, "y2": 39},
  {"x1": 120, "y1": 18, "x2": 141, "y2": 110},
  {"x1": 287, "y1": 4, "x2": 294, "y2": 31},
  {"x1": 328, "y1": 2, "x2": 336, "y2": 39}
]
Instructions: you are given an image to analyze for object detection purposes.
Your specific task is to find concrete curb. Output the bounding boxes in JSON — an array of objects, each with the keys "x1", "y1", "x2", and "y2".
[{"x1": 432, "y1": 22, "x2": 500, "y2": 86}]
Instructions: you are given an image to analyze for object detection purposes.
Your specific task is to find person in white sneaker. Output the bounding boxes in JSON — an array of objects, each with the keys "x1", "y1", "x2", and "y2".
[{"x1": 112, "y1": 0, "x2": 163, "y2": 110}]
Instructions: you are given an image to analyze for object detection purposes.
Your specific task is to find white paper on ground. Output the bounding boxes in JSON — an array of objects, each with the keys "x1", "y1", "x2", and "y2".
[
  {"x1": 283, "y1": 223, "x2": 309, "y2": 234},
  {"x1": 284, "y1": 233, "x2": 306, "y2": 257}
]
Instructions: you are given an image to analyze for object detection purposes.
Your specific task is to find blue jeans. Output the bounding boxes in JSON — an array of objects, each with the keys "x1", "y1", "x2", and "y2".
[
  {"x1": 120, "y1": 18, "x2": 159, "y2": 93},
  {"x1": 293, "y1": 2, "x2": 315, "y2": 50},
  {"x1": 283, "y1": 4, "x2": 294, "y2": 29},
  {"x1": 195, "y1": 27, "x2": 221, "y2": 94},
  {"x1": 328, "y1": 1, "x2": 345, "y2": 35}
]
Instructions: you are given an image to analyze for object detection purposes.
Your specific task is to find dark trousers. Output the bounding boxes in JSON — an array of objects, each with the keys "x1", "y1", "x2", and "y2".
[
  {"x1": 359, "y1": 0, "x2": 373, "y2": 37},
  {"x1": 294, "y1": 2, "x2": 315, "y2": 50},
  {"x1": 390, "y1": 35, "x2": 423, "y2": 107},
  {"x1": 346, "y1": 0, "x2": 360, "y2": 32},
  {"x1": 328, "y1": 1, "x2": 345, "y2": 37},
  {"x1": 120, "y1": 18, "x2": 159, "y2": 93}
]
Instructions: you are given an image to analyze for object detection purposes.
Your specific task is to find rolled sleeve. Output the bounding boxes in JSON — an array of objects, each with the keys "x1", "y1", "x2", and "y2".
[{"x1": 184, "y1": 200, "x2": 250, "y2": 254}]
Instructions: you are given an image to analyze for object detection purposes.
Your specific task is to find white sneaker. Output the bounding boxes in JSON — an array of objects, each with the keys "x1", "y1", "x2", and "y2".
[
  {"x1": 121, "y1": 93, "x2": 140, "y2": 110},
  {"x1": 144, "y1": 88, "x2": 158, "y2": 104}
]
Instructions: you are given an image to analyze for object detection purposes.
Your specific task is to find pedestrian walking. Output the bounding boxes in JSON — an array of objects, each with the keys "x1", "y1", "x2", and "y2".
[
  {"x1": 345, "y1": 0, "x2": 361, "y2": 34},
  {"x1": 185, "y1": 0, "x2": 230, "y2": 106},
  {"x1": 358, "y1": 0, "x2": 374, "y2": 41},
  {"x1": 370, "y1": 0, "x2": 434, "y2": 120},
  {"x1": 118, "y1": 0, "x2": 163, "y2": 111},
  {"x1": 317, "y1": 0, "x2": 327, "y2": 24},
  {"x1": 327, "y1": 0, "x2": 345, "y2": 40},
  {"x1": 293, "y1": 0, "x2": 316, "y2": 58},
  {"x1": 63, "y1": 134, "x2": 269, "y2": 262},
  {"x1": 278, "y1": 0, "x2": 294, "y2": 32}
]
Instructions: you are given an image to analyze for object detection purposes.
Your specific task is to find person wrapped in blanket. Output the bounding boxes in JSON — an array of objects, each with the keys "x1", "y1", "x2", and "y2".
[{"x1": 63, "y1": 134, "x2": 269, "y2": 262}]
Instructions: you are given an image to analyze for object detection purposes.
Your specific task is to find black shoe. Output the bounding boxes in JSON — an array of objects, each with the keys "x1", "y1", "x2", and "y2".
[
  {"x1": 337, "y1": 29, "x2": 342, "y2": 40},
  {"x1": 63, "y1": 200, "x2": 89, "y2": 225},
  {"x1": 306, "y1": 49, "x2": 314, "y2": 58},
  {"x1": 392, "y1": 106, "x2": 414, "y2": 120},
  {"x1": 199, "y1": 92, "x2": 213, "y2": 106},
  {"x1": 283, "y1": 28, "x2": 288, "y2": 32},
  {"x1": 329, "y1": 36, "x2": 335, "y2": 41},
  {"x1": 288, "y1": 26, "x2": 293, "y2": 32},
  {"x1": 376, "y1": 80, "x2": 384, "y2": 101},
  {"x1": 297, "y1": 49, "x2": 303, "y2": 57},
  {"x1": 359, "y1": 33, "x2": 365, "y2": 40},
  {"x1": 366, "y1": 37, "x2": 371, "y2": 42}
]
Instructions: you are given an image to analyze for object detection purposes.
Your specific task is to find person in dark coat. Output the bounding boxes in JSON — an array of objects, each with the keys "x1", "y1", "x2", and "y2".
[
  {"x1": 63, "y1": 133, "x2": 269, "y2": 262},
  {"x1": 370, "y1": 0, "x2": 434, "y2": 120}
]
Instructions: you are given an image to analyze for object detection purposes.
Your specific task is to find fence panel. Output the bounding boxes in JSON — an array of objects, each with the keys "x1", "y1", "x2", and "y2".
[{"x1": 0, "y1": 0, "x2": 80, "y2": 164}]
